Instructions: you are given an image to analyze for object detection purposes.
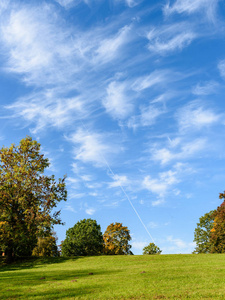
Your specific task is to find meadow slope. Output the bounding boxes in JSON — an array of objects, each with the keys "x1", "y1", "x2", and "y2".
[{"x1": 1, "y1": 254, "x2": 225, "y2": 299}]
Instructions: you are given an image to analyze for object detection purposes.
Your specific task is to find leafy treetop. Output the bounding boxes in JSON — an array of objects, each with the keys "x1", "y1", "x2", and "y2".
[{"x1": 103, "y1": 222, "x2": 132, "y2": 255}]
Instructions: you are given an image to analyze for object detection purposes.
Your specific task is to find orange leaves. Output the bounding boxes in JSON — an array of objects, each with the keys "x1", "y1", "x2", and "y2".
[{"x1": 103, "y1": 222, "x2": 132, "y2": 255}]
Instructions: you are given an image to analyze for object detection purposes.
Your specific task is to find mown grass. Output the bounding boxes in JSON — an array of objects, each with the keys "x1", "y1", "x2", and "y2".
[{"x1": 1, "y1": 254, "x2": 225, "y2": 299}]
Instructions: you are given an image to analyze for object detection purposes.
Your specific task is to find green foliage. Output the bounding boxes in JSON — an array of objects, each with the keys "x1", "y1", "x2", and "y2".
[
  {"x1": 210, "y1": 192, "x2": 225, "y2": 253},
  {"x1": 103, "y1": 222, "x2": 132, "y2": 255},
  {"x1": 0, "y1": 136, "x2": 67, "y2": 262},
  {"x1": 61, "y1": 219, "x2": 103, "y2": 256},
  {"x1": 142, "y1": 243, "x2": 162, "y2": 255},
  {"x1": 32, "y1": 233, "x2": 59, "y2": 257},
  {"x1": 193, "y1": 210, "x2": 215, "y2": 254}
]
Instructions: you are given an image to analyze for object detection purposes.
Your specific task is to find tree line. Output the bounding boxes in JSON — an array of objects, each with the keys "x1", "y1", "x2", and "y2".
[{"x1": 0, "y1": 137, "x2": 161, "y2": 263}]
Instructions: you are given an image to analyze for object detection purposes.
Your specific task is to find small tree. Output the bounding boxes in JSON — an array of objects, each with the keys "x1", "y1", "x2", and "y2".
[
  {"x1": 0, "y1": 136, "x2": 67, "y2": 262},
  {"x1": 103, "y1": 222, "x2": 132, "y2": 255},
  {"x1": 193, "y1": 210, "x2": 215, "y2": 254},
  {"x1": 32, "y1": 232, "x2": 59, "y2": 257},
  {"x1": 143, "y1": 243, "x2": 162, "y2": 255},
  {"x1": 61, "y1": 219, "x2": 103, "y2": 256}
]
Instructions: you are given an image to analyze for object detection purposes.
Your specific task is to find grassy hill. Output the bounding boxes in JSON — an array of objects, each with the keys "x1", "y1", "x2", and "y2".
[{"x1": 1, "y1": 254, "x2": 225, "y2": 299}]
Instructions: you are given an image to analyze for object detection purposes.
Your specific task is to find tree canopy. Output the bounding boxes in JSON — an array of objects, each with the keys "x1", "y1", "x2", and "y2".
[
  {"x1": 103, "y1": 222, "x2": 132, "y2": 255},
  {"x1": 0, "y1": 136, "x2": 67, "y2": 262},
  {"x1": 61, "y1": 219, "x2": 103, "y2": 256},
  {"x1": 193, "y1": 210, "x2": 215, "y2": 254},
  {"x1": 143, "y1": 243, "x2": 162, "y2": 255}
]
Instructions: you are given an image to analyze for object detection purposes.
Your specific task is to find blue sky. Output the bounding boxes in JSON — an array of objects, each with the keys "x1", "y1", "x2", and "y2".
[{"x1": 1, "y1": 0, "x2": 225, "y2": 254}]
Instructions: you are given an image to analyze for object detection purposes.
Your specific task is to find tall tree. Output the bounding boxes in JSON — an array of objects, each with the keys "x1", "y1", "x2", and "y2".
[
  {"x1": 61, "y1": 219, "x2": 103, "y2": 256},
  {"x1": 193, "y1": 210, "x2": 215, "y2": 254},
  {"x1": 0, "y1": 136, "x2": 67, "y2": 262},
  {"x1": 210, "y1": 192, "x2": 225, "y2": 253},
  {"x1": 103, "y1": 222, "x2": 132, "y2": 255}
]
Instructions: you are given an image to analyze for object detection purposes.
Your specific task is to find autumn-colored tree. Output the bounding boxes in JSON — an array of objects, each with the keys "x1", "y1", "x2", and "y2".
[
  {"x1": 193, "y1": 210, "x2": 215, "y2": 254},
  {"x1": 143, "y1": 243, "x2": 162, "y2": 255},
  {"x1": 32, "y1": 233, "x2": 59, "y2": 257},
  {"x1": 103, "y1": 222, "x2": 132, "y2": 255},
  {"x1": 61, "y1": 219, "x2": 103, "y2": 256},
  {"x1": 0, "y1": 137, "x2": 67, "y2": 262},
  {"x1": 210, "y1": 192, "x2": 225, "y2": 253}
]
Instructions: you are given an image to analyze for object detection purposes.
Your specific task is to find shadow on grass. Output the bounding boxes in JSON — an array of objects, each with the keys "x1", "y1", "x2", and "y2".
[
  {"x1": 0, "y1": 256, "x2": 82, "y2": 272},
  {"x1": 0, "y1": 267, "x2": 120, "y2": 299}
]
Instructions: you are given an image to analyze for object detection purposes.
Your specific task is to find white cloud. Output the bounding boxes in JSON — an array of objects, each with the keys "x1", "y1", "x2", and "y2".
[
  {"x1": 115, "y1": 0, "x2": 141, "y2": 8},
  {"x1": 218, "y1": 59, "x2": 225, "y2": 78},
  {"x1": 85, "y1": 207, "x2": 96, "y2": 215},
  {"x1": 163, "y1": 0, "x2": 219, "y2": 22},
  {"x1": 109, "y1": 174, "x2": 130, "y2": 188},
  {"x1": 177, "y1": 101, "x2": 220, "y2": 131},
  {"x1": 1, "y1": 5, "x2": 77, "y2": 86},
  {"x1": 55, "y1": 0, "x2": 82, "y2": 8},
  {"x1": 152, "y1": 199, "x2": 165, "y2": 206},
  {"x1": 151, "y1": 138, "x2": 206, "y2": 165},
  {"x1": 147, "y1": 24, "x2": 196, "y2": 55},
  {"x1": 128, "y1": 104, "x2": 165, "y2": 129},
  {"x1": 192, "y1": 81, "x2": 219, "y2": 95},
  {"x1": 6, "y1": 90, "x2": 85, "y2": 133},
  {"x1": 95, "y1": 25, "x2": 131, "y2": 64},
  {"x1": 64, "y1": 205, "x2": 76, "y2": 213},
  {"x1": 143, "y1": 169, "x2": 179, "y2": 198},
  {"x1": 163, "y1": 236, "x2": 196, "y2": 254},
  {"x1": 132, "y1": 70, "x2": 169, "y2": 91},
  {"x1": 69, "y1": 128, "x2": 120, "y2": 167},
  {"x1": 103, "y1": 81, "x2": 134, "y2": 119}
]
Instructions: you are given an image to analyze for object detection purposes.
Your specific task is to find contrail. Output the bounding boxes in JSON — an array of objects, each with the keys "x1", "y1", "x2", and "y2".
[{"x1": 81, "y1": 121, "x2": 155, "y2": 244}]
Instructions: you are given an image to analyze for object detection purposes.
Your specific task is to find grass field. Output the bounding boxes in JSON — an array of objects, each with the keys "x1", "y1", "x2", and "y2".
[{"x1": 1, "y1": 254, "x2": 225, "y2": 299}]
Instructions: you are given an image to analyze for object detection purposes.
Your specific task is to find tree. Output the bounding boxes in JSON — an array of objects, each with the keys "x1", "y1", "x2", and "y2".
[
  {"x1": 61, "y1": 219, "x2": 103, "y2": 256},
  {"x1": 103, "y1": 222, "x2": 132, "y2": 255},
  {"x1": 0, "y1": 137, "x2": 67, "y2": 262},
  {"x1": 210, "y1": 192, "x2": 225, "y2": 253},
  {"x1": 193, "y1": 210, "x2": 215, "y2": 254},
  {"x1": 143, "y1": 243, "x2": 162, "y2": 255},
  {"x1": 32, "y1": 232, "x2": 59, "y2": 257}
]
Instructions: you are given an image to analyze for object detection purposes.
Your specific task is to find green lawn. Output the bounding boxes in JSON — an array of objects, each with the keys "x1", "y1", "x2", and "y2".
[{"x1": 1, "y1": 254, "x2": 225, "y2": 299}]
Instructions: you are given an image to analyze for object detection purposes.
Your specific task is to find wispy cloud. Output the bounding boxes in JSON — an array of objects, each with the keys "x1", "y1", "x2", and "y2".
[
  {"x1": 95, "y1": 25, "x2": 131, "y2": 64},
  {"x1": 64, "y1": 204, "x2": 76, "y2": 213},
  {"x1": 163, "y1": 0, "x2": 219, "y2": 22},
  {"x1": 108, "y1": 174, "x2": 130, "y2": 188},
  {"x1": 162, "y1": 235, "x2": 195, "y2": 254},
  {"x1": 69, "y1": 128, "x2": 121, "y2": 167},
  {"x1": 177, "y1": 101, "x2": 221, "y2": 132},
  {"x1": 151, "y1": 138, "x2": 207, "y2": 165},
  {"x1": 127, "y1": 104, "x2": 165, "y2": 129},
  {"x1": 218, "y1": 59, "x2": 225, "y2": 78},
  {"x1": 147, "y1": 24, "x2": 196, "y2": 55},
  {"x1": 103, "y1": 81, "x2": 134, "y2": 119},
  {"x1": 85, "y1": 207, "x2": 96, "y2": 215},
  {"x1": 5, "y1": 90, "x2": 85, "y2": 133},
  {"x1": 143, "y1": 169, "x2": 179, "y2": 198},
  {"x1": 132, "y1": 70, "x2": 170, "y2": 91},
  {"x1": 1, "y1": 4, "x2": 77, "y2": 86},
  {"x1": 192, "y1": 81, "x2": 220, "y2": 95}
]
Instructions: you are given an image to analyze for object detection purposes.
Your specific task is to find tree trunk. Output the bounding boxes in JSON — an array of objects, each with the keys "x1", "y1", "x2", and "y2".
[{"x1": 5, "y1": 247, "x2": 14, "y2": 264}]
